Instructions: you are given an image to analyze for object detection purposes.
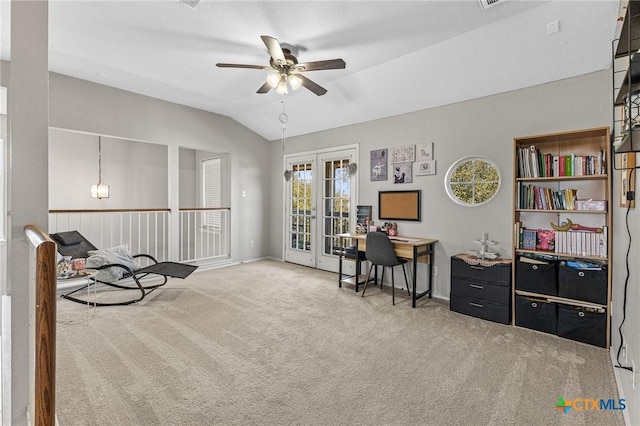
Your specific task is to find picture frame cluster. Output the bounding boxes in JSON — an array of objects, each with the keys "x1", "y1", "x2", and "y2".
[{"x1": 370, "y1": 143, "x2": 436, "y2": 183}]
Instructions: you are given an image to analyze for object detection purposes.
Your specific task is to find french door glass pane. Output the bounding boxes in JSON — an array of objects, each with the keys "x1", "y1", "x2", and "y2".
[
  {"x1": 322, "y1": 159, "x2": 351, "y2": 256},
  {"x1": 289, "y1": 162, "x2": 313, "y2": 252}
]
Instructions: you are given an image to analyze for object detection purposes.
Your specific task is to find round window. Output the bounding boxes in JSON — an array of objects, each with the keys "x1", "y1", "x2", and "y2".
[{"x1": 444, "y1": 156, "x2": 501, "y2": 206}]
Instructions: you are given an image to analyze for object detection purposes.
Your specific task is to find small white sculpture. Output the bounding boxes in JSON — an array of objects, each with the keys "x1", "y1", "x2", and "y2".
[{"x1": 468, "y1": 232, "x2": 499, "y2": 259}]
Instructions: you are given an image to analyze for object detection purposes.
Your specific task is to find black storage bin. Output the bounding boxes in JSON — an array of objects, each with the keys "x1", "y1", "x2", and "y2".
[
  {"x1": 557, "y1": 304, "x2": 607, "y2": 347},
  {"x1": 345, "y1": 245, "x2": 366, "y2": 261},
  {"x1": 451, "y1": 277, "x2": 510, "y2": 305},
  {"x1": 451, "y1": 257, "x2": 511, "y2": 285},
  {"x1": 515, "y1": 259, "x2": 557, "y2": 296},
  {"x1": 557, "y1": 264, "x2": 607, "y2": 305},
  {"x1": 450, "y1": 294, "x2": 510, "y2": 325},
  {"x1": 515, "y1": 295, "x2": 557, "y2": 335}
]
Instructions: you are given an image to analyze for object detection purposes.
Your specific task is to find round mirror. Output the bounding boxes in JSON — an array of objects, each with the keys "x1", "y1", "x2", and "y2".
[{"x1": 444, "y1": 156, "x2": 501, "y2": 206}]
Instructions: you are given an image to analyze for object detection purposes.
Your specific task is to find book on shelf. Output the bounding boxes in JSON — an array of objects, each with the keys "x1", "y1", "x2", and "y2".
[
  {"x1": 554, "y1": 226, "x2": 608, "y2": 258},
  {"x1": 517, "y1": 184, "x2": 577, "y2": 210},
  {"x1": 517, "y1": 146, "x2": 607, "y2": 178}
]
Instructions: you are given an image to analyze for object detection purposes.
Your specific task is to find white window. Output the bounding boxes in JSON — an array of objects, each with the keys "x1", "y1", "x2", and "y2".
[{"x1": 202, "y1": 157, "x2": 222, "y2": 230}]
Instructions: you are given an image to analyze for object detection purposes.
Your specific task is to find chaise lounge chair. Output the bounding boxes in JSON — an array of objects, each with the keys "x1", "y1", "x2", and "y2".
[{"x1": 51, "y1": 230, "x2": 198, "y2": 306}]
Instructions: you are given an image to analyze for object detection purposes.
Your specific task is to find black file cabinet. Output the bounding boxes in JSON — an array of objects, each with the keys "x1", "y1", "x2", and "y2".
[{"x1": 450, "y1": 255, "x2": 512, "y2": 325}]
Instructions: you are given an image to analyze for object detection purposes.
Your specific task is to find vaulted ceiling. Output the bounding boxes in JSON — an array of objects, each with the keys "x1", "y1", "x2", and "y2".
[{"x1": 0, "y1": 1, "x2": 621, "y2": 141}]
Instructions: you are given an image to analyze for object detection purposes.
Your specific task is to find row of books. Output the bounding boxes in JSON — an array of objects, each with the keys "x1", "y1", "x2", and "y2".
[
  {"x1": 515, "y1": 223, "x2": 607, "y2": 258},
  {"x1": 517, "y1": 146, "x2": 606, "y2": 178},
  {"x1": 554, "y1": 229, "x2": 608, "y2": 258},
  {"x1": 516, "y1": 183, "x2": 578, "y2": 210}
]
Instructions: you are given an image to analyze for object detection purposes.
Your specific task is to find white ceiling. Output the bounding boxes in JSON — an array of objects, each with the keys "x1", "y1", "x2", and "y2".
[{"x1": 0, "y1": 0, "x2": 622, "y2": 141}]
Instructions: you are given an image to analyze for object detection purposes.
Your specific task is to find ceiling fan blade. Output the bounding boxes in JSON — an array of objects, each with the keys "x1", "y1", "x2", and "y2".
[
  {"x1": 299, "y1": 75, "x2": 327, "y2": 96},
  {"x1": 297, "y1": 59, "x2": 346, "y2": 72},
  {"x1": 256, "y1": 81, "x2": 272, "y2": 94},
  {"x1": 216, "y1": 63, "x2": 270, "y2": 70},
  {"x1": 261, "y1": 35, "x2": 286, "y2": 65}
]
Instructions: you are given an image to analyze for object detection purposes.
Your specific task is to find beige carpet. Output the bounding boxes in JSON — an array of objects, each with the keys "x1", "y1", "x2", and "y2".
[{"x1": 55, "y1": 260, "x2": 624, "y2": 425}]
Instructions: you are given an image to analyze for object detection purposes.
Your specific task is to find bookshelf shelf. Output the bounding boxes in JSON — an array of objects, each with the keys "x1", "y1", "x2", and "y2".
[
  {"x1": 515, "y1": 209, "x2": 606, "y2": 214},
  {"x1": 512, "y1": 127, "x2": 611, "y2": 348},
  {"x1": 516, "y1": 175, "x2": 608, "y2": 182}
]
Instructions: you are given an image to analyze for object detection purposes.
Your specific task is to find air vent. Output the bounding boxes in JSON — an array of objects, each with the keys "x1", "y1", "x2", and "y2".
[
  {"x1": 179, "y1": 0, "x2": 201, "y2": 9},
  {"x1": 478, "y1": 0, "x2": 505, "y2": 10}
]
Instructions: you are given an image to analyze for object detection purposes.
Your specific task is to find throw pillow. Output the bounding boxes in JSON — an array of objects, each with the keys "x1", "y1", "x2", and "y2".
[{"x1": 86, "y1": 245, "x2": 141, "y2": 283}]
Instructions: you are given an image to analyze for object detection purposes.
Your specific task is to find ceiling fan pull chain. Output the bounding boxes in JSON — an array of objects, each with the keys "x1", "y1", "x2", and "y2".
[{"x1": 280, "y1": 100, "x2": 289, "y2": 151}]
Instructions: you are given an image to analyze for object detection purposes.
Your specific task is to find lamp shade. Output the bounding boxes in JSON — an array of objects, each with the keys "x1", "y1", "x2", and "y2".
[
  {"x1": 289, "y1": 74, "x2": 302, "y2": 90},
  {"x1": 90, "y1": 183, "x2": 110, "y2": 199},
  {"x1": 267, "y1": 72, "x2": 281, "y2": 88}
]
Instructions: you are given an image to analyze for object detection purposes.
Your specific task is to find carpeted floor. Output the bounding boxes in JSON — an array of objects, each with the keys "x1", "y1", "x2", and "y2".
[{"x1": 55, "y1": 260, "x2": 624, "y2": 425}]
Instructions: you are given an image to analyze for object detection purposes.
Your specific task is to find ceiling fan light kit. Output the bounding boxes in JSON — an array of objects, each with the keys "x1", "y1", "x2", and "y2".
[{"x1": 217, "y1": 35, "x2": 345, "y2": 96}]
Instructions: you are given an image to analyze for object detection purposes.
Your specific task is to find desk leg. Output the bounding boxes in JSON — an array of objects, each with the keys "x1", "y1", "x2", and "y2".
[
  {"x1": 412, "y1": 247, "x2": 418, "y2": 308},
  {"x1": 411, "y1": 243, "x2": 434, "y2": 308}
]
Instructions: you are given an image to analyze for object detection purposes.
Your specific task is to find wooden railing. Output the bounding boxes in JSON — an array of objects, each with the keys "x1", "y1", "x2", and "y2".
[{"x1": 24, "y1": 224, "x2": 57, "y2": 426}]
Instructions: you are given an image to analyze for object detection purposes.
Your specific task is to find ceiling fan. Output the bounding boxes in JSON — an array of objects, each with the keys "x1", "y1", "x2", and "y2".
[{"x1": 216, "y1": 35, "x2": 346, "y2": 96}]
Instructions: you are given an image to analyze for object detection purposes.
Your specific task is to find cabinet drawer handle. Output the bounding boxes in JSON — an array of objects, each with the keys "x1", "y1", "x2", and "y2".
[
  {"x1": 578, "y1": 271, "x2": 585, "y2": 277},
  {"x1": 470, "y1": 284, "x2": 484, "y2": 289},
  {"x1": 470, "y1": 302, "x2": 484, "y2": 308},
  {"x1": 470, "y1": 266, "x2": 484, "y2": 270}
]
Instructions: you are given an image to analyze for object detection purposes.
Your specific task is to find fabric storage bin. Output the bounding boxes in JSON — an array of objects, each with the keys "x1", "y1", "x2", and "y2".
[
  {"x1": 345, "y1": 245, "x2": 366, "y2": 260},
  {"x1": 450, "y1": 277, "x2": 510, "y2": 305},
  {"x1": 515, "y1": 258, "x2": 557, "y2": 295},
  {"x1": 450, "y1": 294, "x2": 510, "y2": 325},
  {"x1": 515, "y1": 295, "x2": 557, "y2": 335},
  {"x1": 557, "y1": 264, "x2": 607, "y2": 305},
  {"x1": 450, "y1": 256, "x2": 511, "y2": 285},
  {"x1": 557, "y1": 304, "x2": 607, "y2": 347}
]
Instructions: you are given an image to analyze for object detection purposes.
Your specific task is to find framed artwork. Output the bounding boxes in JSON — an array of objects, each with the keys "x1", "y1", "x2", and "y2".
[
  {"x1": 370, "y1": 148, "x2": 388, "y2": 181},
  {"x1": 393, "y1": 162, "x2": 412, "y2": 184},
  {"x1": 391, "y1": 145, "x2": 415, "y2": 164},
  {"x1": 619, "y1": 152, "x2": 636, "y2": 208},
  {"x1": 379, "y1": 190, "x2": 421, "y2": 221},
  {"x1": 416, "y1": 143, "x2": 433, "y2": 161},
  {"x1": 416, "y1": 160, "x2": 436, "y2": 176}
]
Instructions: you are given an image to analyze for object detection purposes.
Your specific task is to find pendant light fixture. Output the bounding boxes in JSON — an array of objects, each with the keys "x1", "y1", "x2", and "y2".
[{"x1": 90, "y1": 135, "x2": 110, "y2": 199}]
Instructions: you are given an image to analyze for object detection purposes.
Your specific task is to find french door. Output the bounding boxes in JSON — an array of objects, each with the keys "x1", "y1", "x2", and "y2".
[{"x1": 284, "y1": 147, "x2": 357, "y2": 272}]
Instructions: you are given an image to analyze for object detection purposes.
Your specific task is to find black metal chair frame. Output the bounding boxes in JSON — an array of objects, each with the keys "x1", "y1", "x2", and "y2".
[{"x1": 51, "y1": 231, "x2": 195, "y2": 306}]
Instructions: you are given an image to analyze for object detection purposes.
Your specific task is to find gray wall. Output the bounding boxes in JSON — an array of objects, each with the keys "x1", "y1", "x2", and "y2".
[
  {"x1": 48, "y1": 72, "x2": 271, "y2": 262},
  {"x1": 49, "y1": 129, "x2": 168, "y2": 210},
  {"x1": 270, "y1": 69, "x2": 640, "y2": 424}
]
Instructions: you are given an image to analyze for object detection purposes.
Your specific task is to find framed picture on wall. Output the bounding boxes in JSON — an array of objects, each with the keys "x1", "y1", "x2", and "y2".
[
  {"x1": 391, "y1": 145, "x2": 415, "y2": 164},
  {"x1": 416, "y1": 143, "x2": 433, "y2": 161},
  {"x1": 415, "y1": 160, "x2": 436, "y2": 176},
  {"x1": 393, "y1": 163, "x2": 412, "y2": 184},
  {"x1": 370, "y1": 148, "x2": 388, "y2": 181}
]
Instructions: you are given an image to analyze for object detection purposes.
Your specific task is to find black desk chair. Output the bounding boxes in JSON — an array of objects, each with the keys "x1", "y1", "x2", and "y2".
[{"x1": 361, "y1": 232, "x2": 410, "y2": 305}]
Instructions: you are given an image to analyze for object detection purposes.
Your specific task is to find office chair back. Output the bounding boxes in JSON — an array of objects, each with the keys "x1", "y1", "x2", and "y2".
[{"x1": 365, "y1": 232, "x2": 401, "y2": 267}]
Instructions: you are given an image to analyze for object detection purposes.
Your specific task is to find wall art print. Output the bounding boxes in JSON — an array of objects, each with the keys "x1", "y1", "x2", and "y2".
[
  {"x1": 391, "y1": 145, "x2": 415, "y2": 164},
  {"x1": 416, "y1": 143, "x2": 433, "y2": 162},
  {"x1": 393, "y1": 162, "x2": 412, "y2": 184},
  {"x1": 370, "y1": 148, "x2": 388, "y2": 181},
  {"x1": 416, "y1": 160, "x2": 436, "y2": 176}
]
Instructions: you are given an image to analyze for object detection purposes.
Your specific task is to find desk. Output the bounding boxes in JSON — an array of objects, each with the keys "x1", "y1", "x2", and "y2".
[{"x1": 338, "y1": 233, "x2": 438, "y2": 307}]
